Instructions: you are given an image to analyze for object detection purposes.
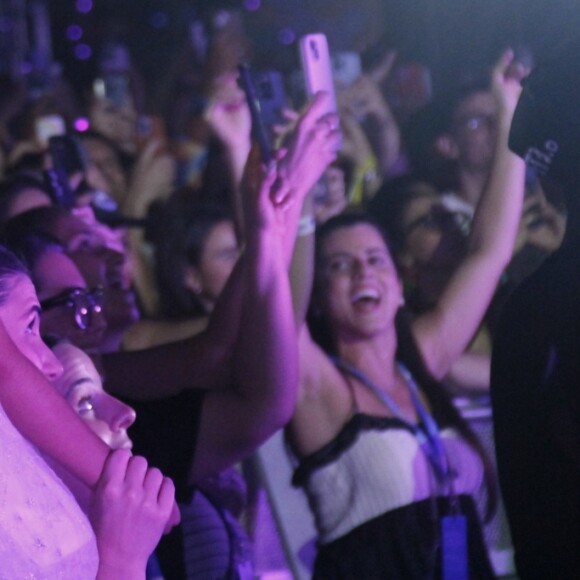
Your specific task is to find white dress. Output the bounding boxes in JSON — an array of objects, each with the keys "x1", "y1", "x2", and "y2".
[{"x1": 0, "y1": 402, "x2": 99, "y2": 579}]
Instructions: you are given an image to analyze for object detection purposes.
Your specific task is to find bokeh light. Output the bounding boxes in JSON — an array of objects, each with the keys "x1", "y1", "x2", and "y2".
[
  {"x1": 74, "y1": 43, "x2": 92, "y2": 60},
  {"x1": 75, "y1": 0, "x2": 93, "y2": 14},
  {"x1": 243, "y1": 0, "x2": 261, "y2": 11},
  {"x1": 66, "y1": 24, "x2": 83, "y2": 42},
  {"x1": 74, "y1": 117, "x2": 90, "y2": 132},
  {"x1": 278, "y1": 28, "x2": 296, "y2": 46}
]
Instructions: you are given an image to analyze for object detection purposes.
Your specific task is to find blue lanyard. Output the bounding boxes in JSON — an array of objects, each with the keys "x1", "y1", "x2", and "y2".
[{"x1": 331, "y1": 357, "x2": 452, "y2": 490}]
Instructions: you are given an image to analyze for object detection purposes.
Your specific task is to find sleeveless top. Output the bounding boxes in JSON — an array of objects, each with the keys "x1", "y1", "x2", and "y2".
[
  {"x1": 293, "y1": 413, "x2": 485, "y2": 544},
  {"x1": 0, "y1": 402, "x2": 99, "y2": 579}
]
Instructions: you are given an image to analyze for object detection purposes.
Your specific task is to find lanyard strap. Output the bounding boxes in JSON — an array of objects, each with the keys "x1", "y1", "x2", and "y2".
[{"x1": 331, "y1": 357, "x2": 452, "y2": 490}]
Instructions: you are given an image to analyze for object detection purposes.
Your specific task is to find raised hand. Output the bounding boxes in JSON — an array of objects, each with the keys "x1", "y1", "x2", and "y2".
[
  {"x1": 274, "y1": 91, "x2": 342, "y2": 206},
  {"x1": 491, "y1": 48, "x2": 531, "y2": 121}
]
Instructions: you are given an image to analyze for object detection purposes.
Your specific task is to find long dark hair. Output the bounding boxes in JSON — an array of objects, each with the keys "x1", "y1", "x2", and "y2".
[{"x1": 310, "y1": 211, "x2": 498, "y2": 521}]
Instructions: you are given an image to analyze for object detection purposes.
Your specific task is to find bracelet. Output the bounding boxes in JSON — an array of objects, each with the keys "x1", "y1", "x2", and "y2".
[{"x1": 297, "y1": 215, "x2": 316, "y2": 237}]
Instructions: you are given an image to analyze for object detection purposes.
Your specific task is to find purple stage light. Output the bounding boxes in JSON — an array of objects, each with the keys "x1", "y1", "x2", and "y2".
[
  {"x1": 150, "y1": 12, "x2": 168, "y2": 29},
  {"x1": 76, "y1": 0, "x2": 93, "y2": 14},
  {"x1": 74, "y1": 44, "x2": 92, "y2": 60},
  {"x1": 74, "y1": 118, "x2": 90, "y2": 132},
  {"x1": 243, "y1": 0, "x2": 261, "y2": 10},
  {"x1": 66, "y1": 25, "x2": 83, "y2": 42},
  {"x1": 278, "y1": 28, "x2": 295, "y2": 46}
]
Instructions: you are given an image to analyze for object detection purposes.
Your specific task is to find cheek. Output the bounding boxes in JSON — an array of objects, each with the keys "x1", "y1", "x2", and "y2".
[{"x1": 81, "y1": 416, "x2": 114, "y2": 446}]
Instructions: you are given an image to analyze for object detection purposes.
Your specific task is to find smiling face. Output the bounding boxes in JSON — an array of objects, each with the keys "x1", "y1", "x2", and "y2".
[
  {"x1": 0, "y1": 274, "x2": 62, "y2": 381},
  {"x1": 316, "y1": 223, "x2": 403, "y2": 343},
  {"x1": 51, "y1": 342, "x2": 135, "y2": 450}
]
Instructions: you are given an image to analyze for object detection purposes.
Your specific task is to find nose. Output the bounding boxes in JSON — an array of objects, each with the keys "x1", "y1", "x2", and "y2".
[
  {"x1": 352, "y1": 259, "x2": 371, "y2": 278},
  {"x1": 41, "y1": 343, "x2": 63, "y2": 382},
  {"x1": 102, "y1": 393, "x2": 137, "y2": 432}
]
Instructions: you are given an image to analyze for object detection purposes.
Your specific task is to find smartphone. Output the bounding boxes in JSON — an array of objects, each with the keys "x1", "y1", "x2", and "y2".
[
  {"x1": 251, "y1": 69, "x2": 288, "y2": 134},
  {"x1": 299, "y1": 33, "x2": 341, "y2": 150},
  {"x1": 93, "y1": 74, "x2": 131, "y2": 108},
  {"x1": 45, "y1": 135, "x2": 87, "y2": 208},
  {"x1": 35, "y1": 114, "x2": 66, "y2": 147},
  {"x1": 238, "y1": 63, "x2": 273, "y2": 164},
  {"x1": 48, "y1": 135, "x2": 87, "y2": 177}
]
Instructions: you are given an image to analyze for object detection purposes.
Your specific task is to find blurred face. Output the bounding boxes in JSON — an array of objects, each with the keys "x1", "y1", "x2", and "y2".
[
  {"x1": 0, "y1": 274, "x2": 62, "y2": 381},
  {"x1": 82, "y1": 137, "x2": 128, "y2": 204},
  {"x1": 400, "y1": 191, "x2": 468, "y2": 270},
  {"x1": 452, "y1": 91, "x2": 497, "y2": 173},
  {"x1": 317, "y1": 223, "x2": 402, "y2": 341},
  {"x1": 35, "y1": 250, "x2": 107, "y2": 353},
  {"x1": 52, "y1": 342, "x2": 135, "y2": 450},
  {"x1": 184, "y1": 220, "x2": 239, "y2": 313},
  {"x1": 50, "y1": 210, "x2": 139, "y2": 333}
]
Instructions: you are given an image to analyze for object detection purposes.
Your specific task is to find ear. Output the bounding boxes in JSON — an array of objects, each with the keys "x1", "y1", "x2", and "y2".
[
  {"x1": 434, "y1": 133, "x2": 459, "y2": 160},
  {"x1": 183, "y1": 265, "x2": 202, "y2": 295}
]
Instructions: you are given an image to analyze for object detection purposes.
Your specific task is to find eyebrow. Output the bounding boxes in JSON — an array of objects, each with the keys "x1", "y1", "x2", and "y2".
[{"x1": 63, "y1": 377, "x2": 93, "y2": 399}]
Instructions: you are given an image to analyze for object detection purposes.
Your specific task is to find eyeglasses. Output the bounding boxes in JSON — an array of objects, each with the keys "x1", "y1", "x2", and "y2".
[
  {"x1": 454, "y1": 113, "x2": 496, "y2": 133},
  {"x1": 40, "y1": 286, "x2": 104, "y2": 331},
  {"x1": 405, "y1": 205, "x2": 471, "y2": 236}
]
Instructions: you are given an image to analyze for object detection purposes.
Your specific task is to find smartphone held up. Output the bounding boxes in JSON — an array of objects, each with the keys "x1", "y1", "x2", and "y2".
[{"x1": 299, "y1": 33, "x2": 342, "y2": 151}]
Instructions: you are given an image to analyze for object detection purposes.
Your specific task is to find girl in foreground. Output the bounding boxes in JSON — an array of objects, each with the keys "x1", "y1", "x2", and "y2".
[{"x1": 0, "y1": 244, "x2": 174, "y2": 578}]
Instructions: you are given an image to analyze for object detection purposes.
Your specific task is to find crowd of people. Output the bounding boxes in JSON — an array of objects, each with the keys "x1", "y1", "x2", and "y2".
[{"x1": 0, "y1": 4, "x2": 575, "y2": 579}]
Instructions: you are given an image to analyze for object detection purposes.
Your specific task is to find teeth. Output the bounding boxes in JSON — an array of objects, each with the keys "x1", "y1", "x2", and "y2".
[{"x1": 352, "y1": 288, "x2": 379, "y2": 303}]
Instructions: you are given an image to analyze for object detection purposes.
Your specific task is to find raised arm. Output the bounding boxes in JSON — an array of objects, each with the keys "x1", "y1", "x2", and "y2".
[
  {"x1": 412, "y1": 49, "x2": 528, "y2": 380},
  {"x1": 102, "y1": 93, "x2": 339, "y2": 400}
]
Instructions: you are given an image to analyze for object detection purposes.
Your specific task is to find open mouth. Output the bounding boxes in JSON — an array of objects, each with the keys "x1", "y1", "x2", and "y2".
[{"x1": 351, "y1": 288, "x2": 380, "y2": 308}]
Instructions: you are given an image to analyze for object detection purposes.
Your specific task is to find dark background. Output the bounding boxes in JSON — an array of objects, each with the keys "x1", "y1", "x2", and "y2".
[{"x1": 14, "y1": 0, "x2": 580, "y2": 107}]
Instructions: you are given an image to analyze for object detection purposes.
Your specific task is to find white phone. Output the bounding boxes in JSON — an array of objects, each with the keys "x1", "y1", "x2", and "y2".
[{"x1": 299, "y1": 33, "x2": 341, "y2": 150}]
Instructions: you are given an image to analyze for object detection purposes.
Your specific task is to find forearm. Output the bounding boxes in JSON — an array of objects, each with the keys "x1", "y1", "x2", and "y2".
[
  {"x1": 469, "y1": 112, "x2": 525, "y2": 265},
  {"x1": 97, "y1": 561, "x2": 144, "y2": 580},
  {"x1": 0, "y1": 321, "x2": 109, "y2": 487},
  {"x1": 232, "y1": 226, "x2": 298, "y2": 428},
  {"x1": 103, "y1": 253, "x2": 247, "y2": 399},
  {"x1": 290, "y1": 196, "x2": 316, "y2": 328}
]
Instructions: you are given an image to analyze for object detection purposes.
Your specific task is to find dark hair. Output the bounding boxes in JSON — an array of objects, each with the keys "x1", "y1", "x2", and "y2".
[
  {"x1": 367, "y1": 174, "x2": 439, "y2": 259},
  {"x1": 152, "y1": 193, "x2": 234, "y2": 319},
  {"x1": 0, "y1": 174, "x2": 52, "y2": 228},
  {"x1": 2, "y1": 230, "x2": 65, "y2": 293},
  {"x1": 0, "y1": 205, "x2": 69, "y2": 246},
  {"x1": 309, "y1": 210, "x2": 498, "y2": 521},
  {"x1": 0, "y1": 244, "x2": 30, "y2": 306}
]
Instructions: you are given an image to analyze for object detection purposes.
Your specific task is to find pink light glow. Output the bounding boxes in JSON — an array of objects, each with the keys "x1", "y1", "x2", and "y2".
[{"x1": 74, "y1": 118, "x2": 90, "y2": 132}]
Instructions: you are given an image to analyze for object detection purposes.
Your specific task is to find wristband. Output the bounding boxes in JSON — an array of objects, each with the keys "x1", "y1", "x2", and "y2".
[{"x1": 297, "y1": 215, "x2": 316, "y2": 237}]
